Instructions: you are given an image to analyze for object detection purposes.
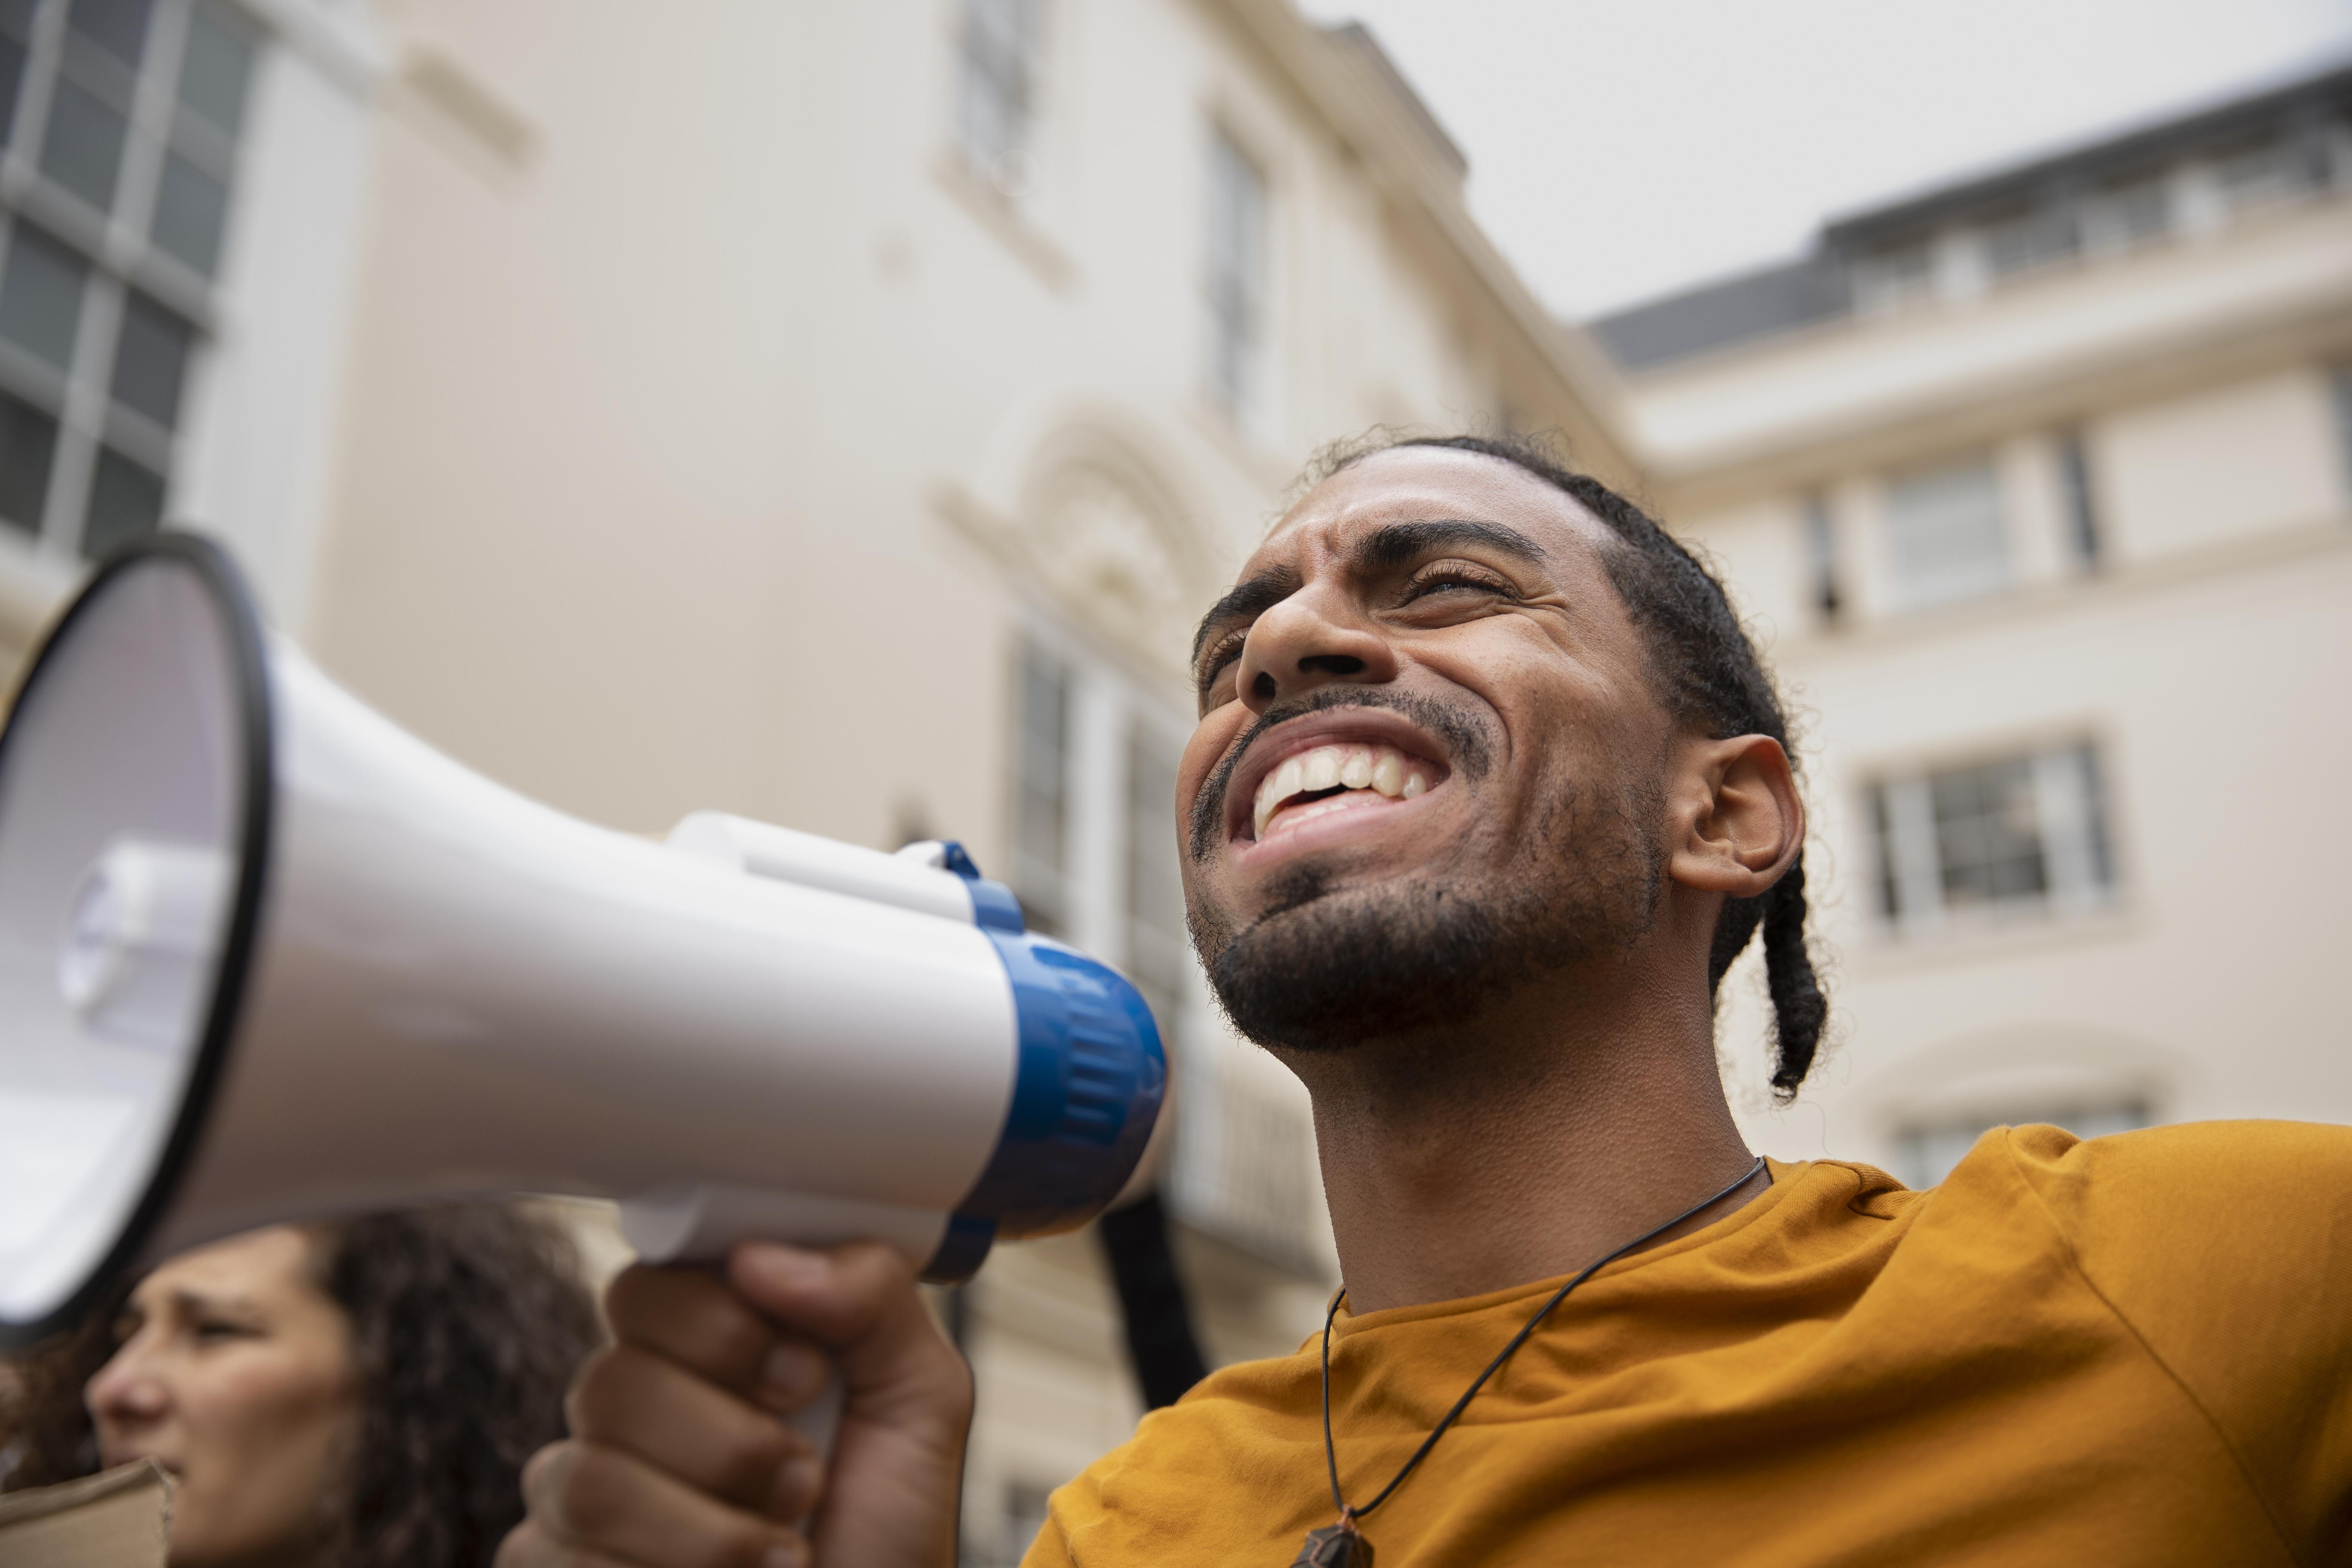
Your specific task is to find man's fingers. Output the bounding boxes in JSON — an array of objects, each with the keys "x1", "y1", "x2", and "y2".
[
  {"x1": 568, "y1": 1344, "x2": 823, "y2": 1519},
  {"x1": 725, "y1": 1241, "x2": 971, "y2": 1433},
  {"x1": 522, "y1": 1440, "x2": 808, "y2": 1568},
  {"x1": 603, "y1": 1265, "x2": 832, "y2": 1412}
]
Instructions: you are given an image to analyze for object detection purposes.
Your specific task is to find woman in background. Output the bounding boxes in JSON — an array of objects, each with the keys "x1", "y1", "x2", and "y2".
[{"x1": 0, "y1": 1204, "x2": 602, "y2": 1568}]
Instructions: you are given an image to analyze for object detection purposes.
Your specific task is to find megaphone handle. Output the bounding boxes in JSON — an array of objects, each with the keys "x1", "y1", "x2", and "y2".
[{"x1": 786, "y1": 1364, "x2": 845, "y2": 1455}]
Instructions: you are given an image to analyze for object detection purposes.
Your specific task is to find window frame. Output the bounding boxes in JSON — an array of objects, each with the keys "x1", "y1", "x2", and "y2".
[
  {"x1": 1863, "y1": 734, "x2": 2122, "y2": 939},
  {"x1": 1879, "y1": 453, "x2": 2012, "y2": 613},
  {"x1": 0, "y1": 0, "x2": 252, "y2": 559},
  {"x1": 1202, "y1": 119, "x2": 1269, "y2": 431}
]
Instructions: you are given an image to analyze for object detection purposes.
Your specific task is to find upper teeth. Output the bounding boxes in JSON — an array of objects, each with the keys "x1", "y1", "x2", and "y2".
[{"x1": 1253, "y1": 742, "x2": 1433, "y2": 837}]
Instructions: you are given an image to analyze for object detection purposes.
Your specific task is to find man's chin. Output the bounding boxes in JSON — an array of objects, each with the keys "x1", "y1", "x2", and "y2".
[{"x1": 1196, "y1": 878, "x2": 1520, "y2": 1053}]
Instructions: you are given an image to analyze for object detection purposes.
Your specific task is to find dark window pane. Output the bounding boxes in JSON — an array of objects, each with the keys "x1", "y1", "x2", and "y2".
[
  {"x1": 68, "y1": 0, "x2": 151, "y2": 67},
  {"x1": 152, "y1": 151, "x2": 228, "y2": 274},
  {"x1": 0, "y1": 225, "x2": 91, "y2": 370},
  {"x1": 1931, "y1": 757, "x2": 2046, "y2": 910},
  {"x1": 1868, "y1": 783, "x2": 1900, "y2": 919},
  {"x1": 83, "y1": 445, "x2": 163, "y2": 557},
  {"x1": 42, "y1": 77, "x2": 129, "y2": 212},
  {"x1": 0, "y1": 34, "x2": 26, "y2": 153},
  {"x1": 179, "y1": 7, "x2": 253, "y2": 137},
  {"x1": 111, "y1": 291, "x2": 190, "y2": 427},
  {"x1": 0, "y1": 388, "x2": 58, "y2": 534}
]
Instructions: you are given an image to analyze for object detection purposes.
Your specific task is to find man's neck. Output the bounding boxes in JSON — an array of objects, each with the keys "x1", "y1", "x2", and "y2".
[{"x1": 1275, "y1": 964, "x2": 1763, "y2": 1314}]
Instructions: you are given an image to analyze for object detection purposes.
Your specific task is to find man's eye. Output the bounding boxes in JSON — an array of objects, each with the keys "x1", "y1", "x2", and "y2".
[
  {"x1": 192, "y1": 1319, "x2": 255, "y2": 1342},
  {"x1": 1401, "y1": 570, "x2": 1507, "y2": 604},
  {"x1": 1196, "y1": 632, "x2": 1247, "y2": 690}
]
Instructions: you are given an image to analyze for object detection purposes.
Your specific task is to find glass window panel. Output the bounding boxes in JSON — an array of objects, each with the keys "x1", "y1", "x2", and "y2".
[
  {"x1": 1125, "y1": 727, "x2": 1187, "y2": 1023},
  {"x1": 1984, "y1": 204, "x2": 2076, "y2": 276},
  {"x1": 2057, "y1": 432, "x2": 2099, "y2": 567},
  {"x1": 2103, "y1": 174, "x2": 2170, "y2": 243},
  {"x1": 41, "y1": 77, "x2": 130, "y2": 212},
  {"x1": 0, "y1": 31, "x2": 26, "y2": 152},
  {"x1": 2214, "y1": 138, "x2": 2304, "y2": 208},
  {"x1": 1883, "y1": 456, "x2": 2007, "y2": 610},
  {"x1": 2332, "y1": 365, "x2": 2352, "y2": 493},
  {"x1": 1868, "y1": 782, "x2": 1900, "y2": 919},
  {"x1": 957, "y1": 0, "x2": 1032, "y2": 174},
  {"x1": 111, "y1": 290, "x2": 191, "y2": 427},
  {"x1": 0, "y1": 225, "x2": 91, "y2": 370},
  {"x1": 1207, "y1": 129, "x2": 1265, "y2": 418},
  {"x1": 178, "y1": 6, "x2": 253, "y2": 137},
  {"x1": 0, "y1": 0, "x2": 36, "y2": 37},
  {"x1": 152, "y1": 151, "x2": 229, "y2": 275},
  {"x1": 1013, "y1": 642, "x2": 1070, "y2": 934},
  {"x1": 67, "y1": 0, "x2": 150, "y2": 67},
  {"x1": 1929, "y1": 756, "x2": 2046, "y2": 911},
  {"x1": 82, "y1": 444, "x2": 163, "y2": 557},
  {"x1": 0, "y1": 387, "x2": 58, "y2": 534}
]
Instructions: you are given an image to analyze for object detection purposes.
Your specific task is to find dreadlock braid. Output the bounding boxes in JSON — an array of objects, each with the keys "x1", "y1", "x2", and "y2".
[{"x1": 1324, "y1": 431, "x2": 1829, "y2": 1099}]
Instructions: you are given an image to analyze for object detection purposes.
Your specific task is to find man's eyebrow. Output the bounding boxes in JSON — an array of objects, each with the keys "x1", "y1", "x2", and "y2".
[
  {"x1": 1191, "y1": 565, "x2": 1302, "y2": 664},
  {"x1": 1353, "y1": 518, "x2": 1549, "y2": 571}
]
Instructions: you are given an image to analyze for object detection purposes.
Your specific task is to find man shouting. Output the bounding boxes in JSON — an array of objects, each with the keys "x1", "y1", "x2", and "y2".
[{"x1": 500, "y1": 436, "x2": 2352, "y2": 1566}]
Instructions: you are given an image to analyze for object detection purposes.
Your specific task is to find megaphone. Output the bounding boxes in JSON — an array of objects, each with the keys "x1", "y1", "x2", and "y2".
[{"x1": 0, "y1": 534, "x2": 1165, "y2": 1347}]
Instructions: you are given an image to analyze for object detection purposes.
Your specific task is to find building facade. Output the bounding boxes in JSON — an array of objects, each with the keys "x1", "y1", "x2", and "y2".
[
  {"x1": 0, "y1": 1, "x2": 1630, "y2": 1559},
  {"x1": 1592, "y1": 62, "x2": 2352, "y2": 1186}
]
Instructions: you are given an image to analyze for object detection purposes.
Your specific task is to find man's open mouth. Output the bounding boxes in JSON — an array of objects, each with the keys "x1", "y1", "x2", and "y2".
[{"x1": 1249, "y1": 740, "x2": 1443, "y2": 841}]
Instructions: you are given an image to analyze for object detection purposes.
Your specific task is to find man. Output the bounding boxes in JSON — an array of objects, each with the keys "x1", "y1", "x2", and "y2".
[{"x1": 500, "y1": 437, "x2": 2352, "y2": 1567}]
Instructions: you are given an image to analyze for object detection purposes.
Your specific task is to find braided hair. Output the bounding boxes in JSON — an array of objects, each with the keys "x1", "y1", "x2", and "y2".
[{"x1": 1326, "y1": 432, "x2": 1829, "y2": 1099}]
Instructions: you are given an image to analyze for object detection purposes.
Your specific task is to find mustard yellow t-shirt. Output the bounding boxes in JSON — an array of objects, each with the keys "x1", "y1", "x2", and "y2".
[{"x1": 1026, "y1": 1121, "x2": 2352, "y2": 1566}]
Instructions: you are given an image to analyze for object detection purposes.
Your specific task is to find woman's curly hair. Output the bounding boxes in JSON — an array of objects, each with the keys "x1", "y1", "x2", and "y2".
[{"x1": 1, "y1": 1203, "x2": 603, "y2": 1568}]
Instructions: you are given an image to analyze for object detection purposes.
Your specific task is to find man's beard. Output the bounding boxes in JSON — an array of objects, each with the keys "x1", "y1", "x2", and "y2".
[{"x1": 1189, "y1": 777, "x2": 1668, "y2": 1053}]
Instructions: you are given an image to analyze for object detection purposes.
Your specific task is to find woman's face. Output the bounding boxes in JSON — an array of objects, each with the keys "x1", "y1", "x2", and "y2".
[{"x1": 84, "y1": 1227, "x2": 361, "y2": 1568}]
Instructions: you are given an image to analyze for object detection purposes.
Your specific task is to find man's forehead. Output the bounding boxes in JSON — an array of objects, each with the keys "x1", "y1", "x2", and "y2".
[{"x1": 1251, "y1": 447, "x2": 1608, "y2": 573}]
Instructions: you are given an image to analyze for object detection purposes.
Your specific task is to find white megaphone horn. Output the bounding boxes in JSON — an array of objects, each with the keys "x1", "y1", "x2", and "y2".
[{"x1": 0, "y1": 534, "x2": 1166, "y2": 1360}]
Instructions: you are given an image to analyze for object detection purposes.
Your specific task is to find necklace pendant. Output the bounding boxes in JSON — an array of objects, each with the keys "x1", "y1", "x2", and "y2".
[{"x1": 1293, "y1": 1524, "x2": 1372, "y2": 1567}]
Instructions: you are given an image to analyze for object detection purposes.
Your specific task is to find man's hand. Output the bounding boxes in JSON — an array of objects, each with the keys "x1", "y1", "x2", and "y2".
[{"x1": 498, "y1": 1240, "x2": 973, "y2": 1568}]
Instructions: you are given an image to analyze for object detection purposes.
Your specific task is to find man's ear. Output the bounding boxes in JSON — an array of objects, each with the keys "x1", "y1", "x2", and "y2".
[{"x1": 1667, "y1": 734, "x2": 1803, "y2": 897}]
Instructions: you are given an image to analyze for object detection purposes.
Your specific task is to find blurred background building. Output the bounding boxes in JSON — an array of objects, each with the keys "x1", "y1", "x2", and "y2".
[
  {"x1": 0, "y1": 0, "x2": 2346, "y2": 1560},
  {"x1": 1591, "y1": 60, "x2": 2352, "y2": 1185}
]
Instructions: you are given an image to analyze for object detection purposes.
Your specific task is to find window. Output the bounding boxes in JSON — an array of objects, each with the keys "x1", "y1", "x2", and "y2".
[
  {"x1": 1204, "y1": 127, "x2": 1265, "y2": 423},
  {"x1": 2097, "y1": 171, "x2": 2171, "y2": 246},
  {"x1": 1883, "y1": 456, "x2": 2008, "y2": 611},
  {"x1": 2213, "y1": 135, "x2": 2309, "y2": 211},
  {"x1": 1867, "y1": 739, "x2": 2116, "y2": 933},
  {"x1": 1853, "y1": 239, "x2": 1933, "y2": 310},
  {"x1": 1893, "y1": 1102, "x2": 2147, "y2": 1189},
  {"x1": 1124, "y1": 724, "x2": 1188, "y2": 1033},
  {"x1": 1010, "y1": 639, "x2": 1071, "y2": 935},
  {"x1": 954, "y1": 0, "x2": 1036, "y2": 195},
  {"x1": 2332, "y1": 364, "x2": 2352, "y2": 495},
  {"x1": 1982, "y1": 203, "x2": 2075, "y2": 277},
  {"x1": 0, "y1": 0, "x2": 254, "y2": 554},
  {"x1": 1801, "y1": 492, "x2": 1841, "y2": 623},
  {"x1": 2055, "y1": 431, "x2": 2099, "y2": 569}
]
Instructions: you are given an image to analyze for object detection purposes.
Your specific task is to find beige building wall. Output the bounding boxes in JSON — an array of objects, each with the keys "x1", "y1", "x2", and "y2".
[{"x1": 1613, "y1": 151, "x2": 2352, "y2": 1179}]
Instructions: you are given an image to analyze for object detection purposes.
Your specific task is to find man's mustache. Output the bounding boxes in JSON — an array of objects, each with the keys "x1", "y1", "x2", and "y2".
[{"x1": 1186, "y1": 685, "x2": 1497, "y2": 861}]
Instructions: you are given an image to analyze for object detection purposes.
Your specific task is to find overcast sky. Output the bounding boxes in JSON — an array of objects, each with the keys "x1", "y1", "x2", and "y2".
[{"x1": 1294, "y1": 0, "x2": 2352, "y2": 320}]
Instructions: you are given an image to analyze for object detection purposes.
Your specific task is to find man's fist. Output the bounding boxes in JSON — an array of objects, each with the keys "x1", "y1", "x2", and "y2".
[{"x1": 499, "y1": 1240, "x2": 974, "y2": 1568}]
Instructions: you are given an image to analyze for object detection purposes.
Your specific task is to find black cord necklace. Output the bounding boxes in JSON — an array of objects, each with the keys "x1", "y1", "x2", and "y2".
[{"x1": 1292, "y1": 1157, "x2": 1768, "y2": 1568}]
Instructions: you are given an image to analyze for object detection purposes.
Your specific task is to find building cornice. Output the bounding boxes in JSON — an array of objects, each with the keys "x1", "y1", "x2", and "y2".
[{"x1": 1207, "y1": 0, "x2": 1642, "y2": 481}]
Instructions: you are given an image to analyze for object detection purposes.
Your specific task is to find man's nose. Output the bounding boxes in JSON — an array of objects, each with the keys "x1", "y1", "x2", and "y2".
[{"x1": 1236, "y1": 588, "x2": 1397, "y2": 713}]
